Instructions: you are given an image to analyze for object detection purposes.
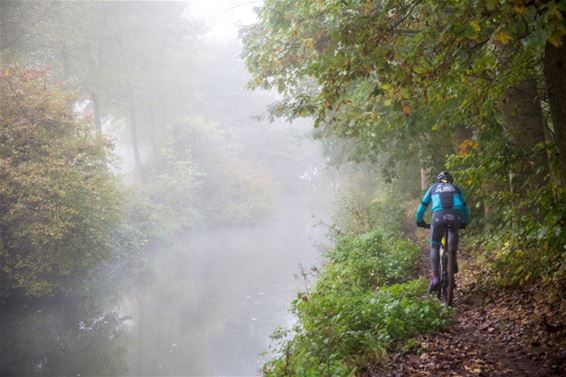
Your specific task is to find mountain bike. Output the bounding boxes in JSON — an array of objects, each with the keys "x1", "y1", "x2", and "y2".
[{"x1": 421, "y1": 223, "x2": 459, "y2": 307}]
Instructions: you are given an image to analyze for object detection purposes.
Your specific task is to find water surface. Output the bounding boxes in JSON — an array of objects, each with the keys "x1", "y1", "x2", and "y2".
[{"x1": 0, "y1": 196, "x2": 329, "y2": 376}]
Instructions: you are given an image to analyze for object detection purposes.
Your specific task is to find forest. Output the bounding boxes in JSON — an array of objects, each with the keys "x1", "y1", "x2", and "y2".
[{"x1": 1, "y1": 0, "x2": 565, "y2": 376}]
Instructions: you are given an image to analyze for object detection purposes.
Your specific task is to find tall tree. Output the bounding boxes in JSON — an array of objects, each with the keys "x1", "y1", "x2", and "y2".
[{"x1": 544, "y1": 35, "x2": 566, "y2": 184}]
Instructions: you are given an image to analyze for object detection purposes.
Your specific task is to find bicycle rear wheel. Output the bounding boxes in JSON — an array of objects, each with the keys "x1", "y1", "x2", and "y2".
[
  {"x1": 439, "y1": 252, "x2": 448, "y2": 303},
  {"x1": 436, "y1": 246, "x2": 447, "y2": 301},
  {"x1": 443, "y1": 250, "x2": 456, "y2": 306}
]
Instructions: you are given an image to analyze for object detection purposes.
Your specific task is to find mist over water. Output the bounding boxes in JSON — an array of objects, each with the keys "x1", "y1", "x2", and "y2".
[
  {"x1": 124, "y1": 195, "x2": 330, "y2": 376},
  {"x1": 0, "y1": 191, "x2": 332, "y2": 376}
]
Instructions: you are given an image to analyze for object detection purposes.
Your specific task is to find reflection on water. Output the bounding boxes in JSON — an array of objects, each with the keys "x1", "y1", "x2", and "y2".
[
  {"x1": 0, "y1": 296, "x2": 130, "y2": 376},
  {"x1": 126, "y1": 197, "x2": 327, "y2": 376},
  {"x1": 0, "y1": 196, "x2": 328, "y2": 376}
]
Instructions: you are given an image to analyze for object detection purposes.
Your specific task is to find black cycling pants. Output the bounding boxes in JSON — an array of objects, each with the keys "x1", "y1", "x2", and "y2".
[{"x1": 429, "y1": 209, "x2": 462, "y2": 276}]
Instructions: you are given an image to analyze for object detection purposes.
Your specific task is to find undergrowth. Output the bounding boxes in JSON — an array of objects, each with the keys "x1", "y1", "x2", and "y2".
[{"x1": 263, "y1": 229, "x2": 451, "y2": 376}]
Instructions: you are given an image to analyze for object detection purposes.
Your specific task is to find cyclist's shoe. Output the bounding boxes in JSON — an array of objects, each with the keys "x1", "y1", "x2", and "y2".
[{"x1": 428, "y1": 276, "x2": 440, "y2": 293}]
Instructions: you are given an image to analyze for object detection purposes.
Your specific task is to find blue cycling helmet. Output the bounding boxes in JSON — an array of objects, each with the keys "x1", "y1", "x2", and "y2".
[{"x1": 437, "y1": 171, "x2": 453, "y2": 183}]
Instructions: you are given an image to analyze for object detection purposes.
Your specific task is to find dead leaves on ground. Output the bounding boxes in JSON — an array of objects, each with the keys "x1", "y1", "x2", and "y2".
[{"x1": 363, "y1": 259, "x2": 565, "y2": 377}]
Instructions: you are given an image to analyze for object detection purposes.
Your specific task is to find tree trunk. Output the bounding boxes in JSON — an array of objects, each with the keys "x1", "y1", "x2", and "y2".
[
  {"x1": 0, "y1": 2, "x2": 10, "y2": 53},
  {"x1": 61, "y1": 42, "x2": 70, "y2": 80},
  {"x1": 544, "y1": 39, "x2": 566, "y2": 185},
  {"x1": 160, "y1": 102, "x2": 167, "y2": 126},
  {"x1": 91, "y1": 91, "x2": 102, "y2": 132},
  {"x1": 455, "y1": 123, "x2": 473, "y2": 148},
  {"x1": 420, "y1": 168, "x2": 429, "y2": 191},
  {"x1": 499, "y1": 77, "x2": 547, "y2": 194},
  {"x1": 128, "y1": 95, "x2": 143, "y2": 181},
  {"x1": 148, "y1": 106, "x2": 159, "y2": 160}
]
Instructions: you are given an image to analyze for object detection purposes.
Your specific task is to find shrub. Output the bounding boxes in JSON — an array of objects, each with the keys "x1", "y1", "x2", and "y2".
[
  {"x1": 0, "y1": 67, "x2": 128, "y2": 300},
  {"x1": 320, "y1": 231, "x2": 419, "y2": 293},
  {"x1": 265, "y1": 280, "x2": 450, "y2": 376},
  {"x1": 264, "y1": 229, "x2": 448, "y2": 376}
]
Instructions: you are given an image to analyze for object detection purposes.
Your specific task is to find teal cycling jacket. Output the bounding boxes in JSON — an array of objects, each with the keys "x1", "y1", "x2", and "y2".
[{"x1": 416, "y1": 182, "x2": 469, "y2": 223}]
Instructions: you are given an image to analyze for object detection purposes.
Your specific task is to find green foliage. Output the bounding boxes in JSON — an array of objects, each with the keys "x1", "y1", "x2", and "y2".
[
  {"x1": 334, "y1": 183, "x2": 411, "y2": 238},
  {"x1": 265, "y1": 278, "x2": 449, "y2": 376},
  {"x1": 243, "y1": 0, "x2": 564, "y2": 169},
  {"x1": 447, "y1": 132, "x2": 566, "y2": 289},
  {"x1": 244, "y1": 0, "x2": 566, "y2": 297},
  {"x1": 264, "y1": 221, "x2": 448, "y2": 376},
  {"x1": 483, "y1": 187, "x2": 566, "y2": 289},
  {"x1": 137, "y1": 118, "x2": 278, "y2": 234},
  {"x1": 0, "y1": 67, "x2": 132, "y2": 300},
  {"x1": 322, "y1": 230, "x2": 419, "y2": 293},
  {"x1": 182, "y1": 118, "x2": 278, "y2": 226}
]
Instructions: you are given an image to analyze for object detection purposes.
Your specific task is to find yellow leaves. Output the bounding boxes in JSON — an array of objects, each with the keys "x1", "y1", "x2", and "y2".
[
  {"x1": 512, "y1": 6, "x2": 527, "y2": 15},
  {"x1": 550, "y1": 5, "x2": 564, "y2": 22},
  {"x1": 525, "y1": 270, "x2": 533, "y2": 282},
  {"x1": 361, "y1": 1, "x2": 373, "y2": 16},
  {"x1": 458, "y1": 139, "x2": 477, "y2": 156},
  {"x1": 547, "y1": 5, "x2": 566, "y2": 47},
  {"x1": 470, "y1": 20, "x2": 481, "y2": 33},
  {"x1": 464, "y1": 365, "x2": 482, "y2": 374},
  {"x1": 2, "y1": 66, "x2": 14, "y2": 77},
  {"x1": 548, "y1": 33, "x2": 563, "y2": 47},
  {"x1": 548, "y1": 23, "x2": 566, "y2": 47},
  {"x1": 494, "y1": 30, "x2": 511, "y2": 45}
]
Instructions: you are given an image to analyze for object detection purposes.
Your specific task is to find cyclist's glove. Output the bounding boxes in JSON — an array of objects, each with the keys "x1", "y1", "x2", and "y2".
[
  {"x1": 460, "y1": 223, "x2": 467, "y2": 229},
  {"x1": 417, "y1": 220, "x2": 427, "y2": 228}
]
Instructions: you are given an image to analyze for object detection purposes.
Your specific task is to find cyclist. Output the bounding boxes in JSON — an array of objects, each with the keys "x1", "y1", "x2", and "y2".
[{"x1": 416, "y1": 171, "x2": 469, "y2": 293}]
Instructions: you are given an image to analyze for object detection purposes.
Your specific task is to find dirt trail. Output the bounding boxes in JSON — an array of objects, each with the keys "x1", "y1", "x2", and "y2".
[{"x1": 366, "y1": 244, "x2": 566, "y2": 377}]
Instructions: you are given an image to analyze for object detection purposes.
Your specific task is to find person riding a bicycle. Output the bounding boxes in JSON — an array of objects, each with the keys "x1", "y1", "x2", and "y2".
[{"x1": 416, "y1": 171, "x2": 469, "y2": 294}]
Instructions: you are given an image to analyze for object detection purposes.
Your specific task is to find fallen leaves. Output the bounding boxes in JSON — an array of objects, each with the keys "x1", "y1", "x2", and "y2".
[{"x1": 362, "y1": 248, "x2": 565, "y2": 377}]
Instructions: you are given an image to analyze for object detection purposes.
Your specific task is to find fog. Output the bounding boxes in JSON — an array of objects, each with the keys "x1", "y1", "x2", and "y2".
[{"x1": 0, "y1": 1, "x2": 335, "y2": 376}]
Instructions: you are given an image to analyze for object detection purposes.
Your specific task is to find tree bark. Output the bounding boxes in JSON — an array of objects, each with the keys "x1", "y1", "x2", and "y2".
[
  {"x1": 0, "y1": 2, "x2": 10, "y2": 53},
  {"x1": 420, "y1": 167, "x2": 429, "y2": 191},
  {"x1": 91, "y1": 91, "x2": 102, "y2": 132},
  {"x1": 499, "y1": 77, "x2": 547, "y2": 194},
  {"x1": 148, "y1": 106, "x2": 159, "y2": 160},
  {"x1": 128, "y1": 95, "x2": 143, "y2": 181},
  {"x1": 544, "y1": 39, "x2": 566, "y2": 185},
  {"x1": 61, "y1": 42, "x2": 70, "y2": 80},
  {"x1": 455, "y1": 123, "x2": 473, "y2": 148}
]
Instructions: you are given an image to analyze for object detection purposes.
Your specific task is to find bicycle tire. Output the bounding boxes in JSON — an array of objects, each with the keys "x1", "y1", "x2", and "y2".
[
  {"x1": 445, "y1": 249, "x2": 456, "y2": 306},
  {"x1": 439, "y1": 252, "x2": 448, "y2": 303},
  {"x1": 436, "y1": 245, "x2": 446, "y2": 301}
]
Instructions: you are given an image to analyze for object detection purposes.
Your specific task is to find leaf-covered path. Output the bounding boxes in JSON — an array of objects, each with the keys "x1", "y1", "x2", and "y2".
[{"x1": 366, "y1": 255, "x2": 565, "y2": 377}]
